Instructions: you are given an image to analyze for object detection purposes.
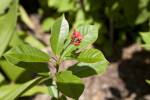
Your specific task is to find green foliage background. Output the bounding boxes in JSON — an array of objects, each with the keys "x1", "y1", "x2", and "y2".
[{"x1": 38, "y1": 0, "x2": 150, "y2": 54}]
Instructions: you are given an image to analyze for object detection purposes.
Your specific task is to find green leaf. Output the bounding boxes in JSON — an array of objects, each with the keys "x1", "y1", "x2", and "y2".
[
  {"x1": 57, "y1": 0, "x2": 75, "y2": 12},
  {"x1": 0, "y1": 84, "x2": 19, "y2": 99},
  {"x1": 4, "y1": 56, "x2": 50, "y2": 76},
  {"x1": 141, "y1": 44, "x2": 150, "y2": 51},
  {"x1": 9, "y1": 31, "x2": 23, "y2": 47},
  {"x1": 77, "y1": 48, "x2": 107, "y2": 63},
  {"x1": 0, "y1": 60, "x2": 31, "y2": 83},
  {"x1": 11, "y1": 31, "x2": 46, "y2": 48},
  {"x1": 0, "y1": 84, "x2": 48, "y2": 98},
  {"x1": 0, "y1": 0, "x2": 12, "y2": 14},
  {"x1": 135, "y1": 0, "x2": 150, "y2": 25},
  {"x1": 135, "y1": 9, "x2": 150, "y2": 25},
  {"x1": 48, "y1": 0, "x2": 76, "y2": 12},
  {"x1": 2, "y1": 76, "x2": 48, "y2": 100},
  {"x1": 140, "y1": 32, "x2": 150, "y2": 44},
  {"x1": 76, "y1": 25, "x2": 98, "y2": 47},
  {"x1": 146, "y1": 80, "x2": 150, "y2": 84},
  {"x1": 48, "y1": 0, "x2": 58, "y2": 8},
  {"x1": 0, "y1": 72, "x2": 6, "y2": 85},
  {"x1": 62, "y1": 25, "x2": 98, "y2": 59},
  {"x1": 44, "y1": 78, "x2": 58, "y2": 98},
  {"x1": 22, "y1": 85, "x2": 48, "y2": 96},
  {"x1": 64, "y1": 48, "x2": 108, "y2": 63},
  {"x1": 42, "y1": 17, "x2": 55, "y2": 32},
  {"x1": 0, "y1": 0, "x2": 18, "y2": 59},
  {"x1": 140, "y1": 32, "x2": 150, "y2": 51},
  {"x1": 19, "y1": 5, "x2": 35, "y2": 29},
  {"x1": 24, "y1": 35, "x2": 46, "y2": 48},
  {"x1": 4, "y1": 44, "x2": 50, "y2": 62},
  {"x1": 50, "y1": 15, "x2": 69, "y2": 56},
  {"x1": 68, "y1": 61, "x2": 108, "y2": 78},
  {"x1": 55, "y1": 71, "x2": 84, "y2": 99}
]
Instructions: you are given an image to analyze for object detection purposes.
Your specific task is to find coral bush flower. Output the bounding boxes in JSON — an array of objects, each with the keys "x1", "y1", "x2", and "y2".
[{"x1": 71, "y1": 29, "x2": 84, "y2": 46}]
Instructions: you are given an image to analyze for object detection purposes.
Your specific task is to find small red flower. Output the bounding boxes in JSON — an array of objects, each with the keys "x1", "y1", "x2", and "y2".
[{"x1": 71, "y1": 29, "x2": 84, "y2": 46}]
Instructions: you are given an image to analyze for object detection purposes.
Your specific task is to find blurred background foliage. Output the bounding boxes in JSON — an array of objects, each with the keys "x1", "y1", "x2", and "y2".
[
  {"x1": 0, "y1": 0, "x2": 150, "y2": 99},
  {"x1": 38, "y1": 0, "x2": 150, "y2": 55}
]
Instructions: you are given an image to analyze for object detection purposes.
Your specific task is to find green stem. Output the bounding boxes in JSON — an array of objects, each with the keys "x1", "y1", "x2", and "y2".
[
  {"x1": 55, "y1": 42, "x2": 71, "y2": 99},
  {"x1": 58, "y1": 43, "x2": 71, "y2": 66},
  {"x1": 52, "y1": 57, "x2": 57, "y2": 61},
  {"x1": 56, "y1": 64, "x2": 60, "y2": 98}
]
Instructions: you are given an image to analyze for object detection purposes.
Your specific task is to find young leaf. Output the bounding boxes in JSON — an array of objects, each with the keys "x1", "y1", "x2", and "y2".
[
  {"x1": 4, "y1": 56, "x2": 50, "y2": 76},
  {"x1": 2, "y1": 76, "x2": 48, "y2": 100},
  {"x1": 62, "y1": 25, "x2": 98, "y2": 59},
  {"x1": 0, "y1": 0, "x2": 18, "y2": 59},
  {"x1": 68, "y1": 61, "x2": 108, "y2": 78},
  {"x1": 55, "y1": 71, "x2": 84, "y2": 99},
  {"x1": 44, "y1": 78, "x2": 58, "y2": 98},
  {"x1": 50, "y1": 15, "x2": 69, "y2": 56},
  {"x1": 4, "y1": 44, "x2": 50, "y2": 62}
]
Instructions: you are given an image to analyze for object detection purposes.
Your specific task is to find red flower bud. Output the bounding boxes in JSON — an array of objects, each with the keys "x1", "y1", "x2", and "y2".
[
  {"x1": 75, "y1": 42, "x2": 80, "y2": 46},
  {"x1": 71, "y1": 29, "x2": 84, "y2": 46},
  {"x1": 74, "y1": 29, "x2": 76, "y2": 34},
  {"x1": 71, "y1": 35, "x2": 74, "y2": 39}
]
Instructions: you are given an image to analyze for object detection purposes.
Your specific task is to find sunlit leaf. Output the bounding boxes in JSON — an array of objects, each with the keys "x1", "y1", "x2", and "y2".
[
  {"x1": 57, "y1": 0, "x2": 75, "y2": 12},
  {"x1": 0, "y1": 84, "x2": 48, "y2": 98},
  {"x1": 0, "y1": 0, "x2": 18, "y2": 59},
  {"x1": 42, "y1": 17, "x2": 55, "y2": 32},
  {"x1": 4, "y1": 44, "x2": 50, "y2": 62},
  {"x1": 146, "y1": 80, "x2": 150, "y2": 84},
  {"x1": 19, "y1": 5, "x2": 35, "y2": 29},
  {"x1": 50, "y1": 15, "x2": 69, "y2": 56},
  {"x1": 2, "y1": 76, "x2": 48, "y2": 100},
  {"x1": 140, "y1": 32, "x2": 150, "y2": 44},
  {"x1": 0, "y1": 0, "x2": 12, "y2": 14}
]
